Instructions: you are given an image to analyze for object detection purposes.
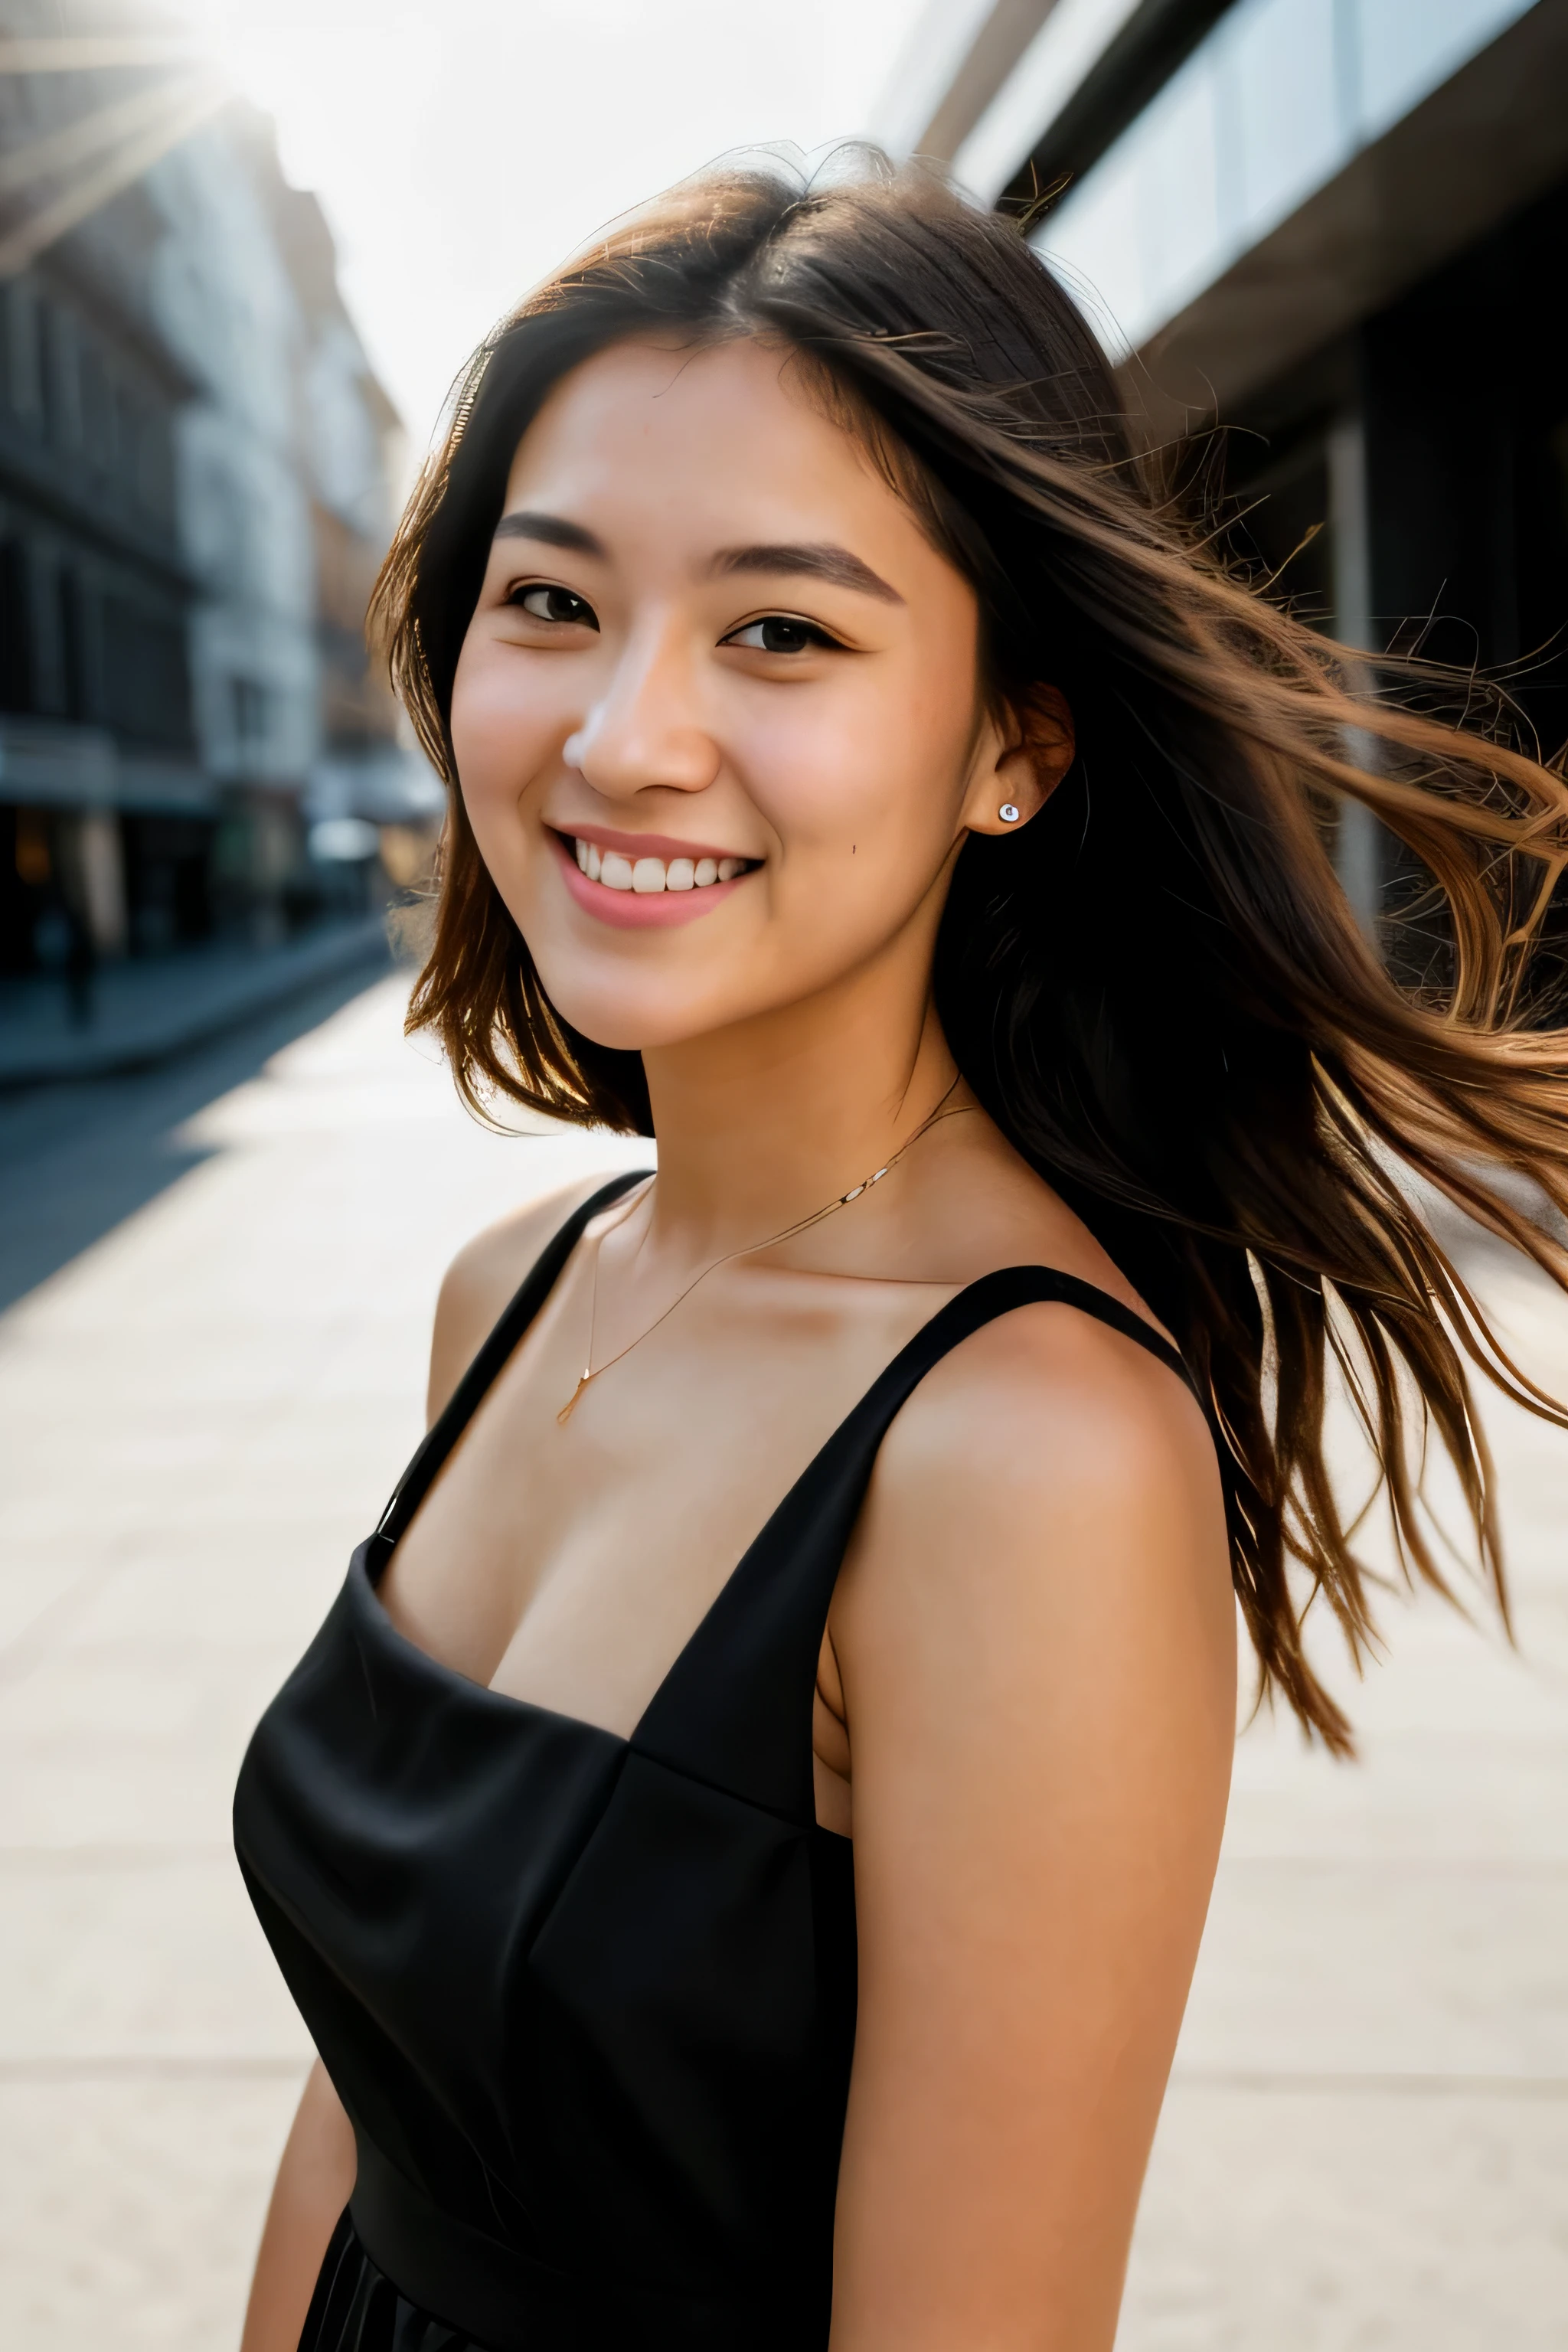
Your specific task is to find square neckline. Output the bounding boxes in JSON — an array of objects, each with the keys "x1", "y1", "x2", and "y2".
[
  {"x1": 357, "y1": 1177, "x2": 1204, "y2": 1795},
  {"x1": 354, "y1": 1262, "x2": 969, "y2": 1758}
]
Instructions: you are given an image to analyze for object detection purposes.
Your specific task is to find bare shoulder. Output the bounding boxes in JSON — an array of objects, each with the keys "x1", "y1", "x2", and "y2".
[
  {"x1": 887, "y1": 1295, "x2": 1219, "y2": 1532},
  {"x1": 834, "y1": 1293, "x2": 1233, "y2": 1736},
  {"x1": 426, "y1": 1169, "x2": 639, "y2": 1422}
]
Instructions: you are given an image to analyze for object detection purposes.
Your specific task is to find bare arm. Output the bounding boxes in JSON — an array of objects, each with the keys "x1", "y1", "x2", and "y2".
[
  {"x1": 239, "y1": 2060, "x2": 356, "y2": 2352},
  {"x1": 828, "y1": 1304, "x2": 1236, "y2": 2352}
]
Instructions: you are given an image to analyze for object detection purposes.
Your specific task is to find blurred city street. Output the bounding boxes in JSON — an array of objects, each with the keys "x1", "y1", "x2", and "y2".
[{"x1": 0, "y1": 972, "x2": 1565, "y2": 2351}]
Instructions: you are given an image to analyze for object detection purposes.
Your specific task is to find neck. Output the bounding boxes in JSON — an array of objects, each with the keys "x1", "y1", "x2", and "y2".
[{"x1": 639, "y1": 948, "x2": 959, "y2": 1260}]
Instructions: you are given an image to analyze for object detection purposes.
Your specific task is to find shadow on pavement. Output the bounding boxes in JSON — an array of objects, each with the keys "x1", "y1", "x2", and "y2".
[{"x1": 0, "y1": 951, "x2": 394, "y2": 1315}]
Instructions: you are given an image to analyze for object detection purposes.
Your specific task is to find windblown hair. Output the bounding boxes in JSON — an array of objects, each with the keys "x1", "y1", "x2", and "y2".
[{"x1": 371, "y1": 155, "x2": 1568, "y2": 1750}]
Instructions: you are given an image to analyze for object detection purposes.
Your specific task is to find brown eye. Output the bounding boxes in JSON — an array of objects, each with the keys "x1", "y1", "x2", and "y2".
[
  {"x1": 724, "y1": 616, "x2": 838, "y2": 654},
  {"x1": 513, "y1": 584, "x2": 598, "y2": 628}
]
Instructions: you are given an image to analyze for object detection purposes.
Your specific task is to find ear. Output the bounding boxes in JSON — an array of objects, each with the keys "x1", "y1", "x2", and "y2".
[{"x1": 961, "y1": 684, "x2": 1076, "y2": 838}]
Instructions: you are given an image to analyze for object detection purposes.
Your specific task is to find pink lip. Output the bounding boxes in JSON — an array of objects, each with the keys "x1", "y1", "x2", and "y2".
[{"x1": 551, "y1": 831, "x2": 752, "y2": 929}]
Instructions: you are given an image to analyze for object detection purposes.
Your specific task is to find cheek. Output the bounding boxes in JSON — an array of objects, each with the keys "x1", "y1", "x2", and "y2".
[
  {"x1": 448, "y1": 639, "x2": 558, "y2": 823},
  {"x1": 743, "y1": 662, "x2": 977, "y2": 872}
]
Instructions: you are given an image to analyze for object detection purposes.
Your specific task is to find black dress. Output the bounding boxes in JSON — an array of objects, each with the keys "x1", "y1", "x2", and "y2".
[{"x1": 234, "y1": 1174, "x2": 1197, "y2": 2352}]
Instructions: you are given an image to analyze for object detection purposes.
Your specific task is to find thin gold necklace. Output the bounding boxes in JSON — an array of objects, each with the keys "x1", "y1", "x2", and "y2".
[{"x1": 557, "y1": 1079, "x2": 969, "y2": 1425}]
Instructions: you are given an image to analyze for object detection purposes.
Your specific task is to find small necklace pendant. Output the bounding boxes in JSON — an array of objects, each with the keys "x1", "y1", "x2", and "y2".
[{"x1": 557, "y1": 1370, "x2": 592, "y2": 1426}]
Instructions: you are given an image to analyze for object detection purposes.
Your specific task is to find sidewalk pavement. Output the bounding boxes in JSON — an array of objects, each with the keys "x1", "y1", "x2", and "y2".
[
  {"x1": 0, "y1": 975, "x2": 1564, "y2": 2350},
  {"x1": 0, "y1": 915, "x2": 392, "y2": 1087}
]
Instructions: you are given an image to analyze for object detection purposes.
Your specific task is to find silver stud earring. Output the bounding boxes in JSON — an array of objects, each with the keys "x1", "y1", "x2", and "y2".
[{"x1": 998, "y1": 803, "x2": 1021, "y2": 824}]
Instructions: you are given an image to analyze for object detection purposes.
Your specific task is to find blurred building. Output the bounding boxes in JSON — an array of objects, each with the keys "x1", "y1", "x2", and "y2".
[
  {"x1": 879, "y1": 0, "x2": 1568, "y2": 923},
  {"x1": 0, "y1": 4, "x2": 436, "y2": 979}
]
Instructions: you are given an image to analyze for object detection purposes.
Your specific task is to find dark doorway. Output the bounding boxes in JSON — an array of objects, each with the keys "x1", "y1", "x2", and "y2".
[{"x1": 122, "y1": 813, "x2": 216, "y2": 952}]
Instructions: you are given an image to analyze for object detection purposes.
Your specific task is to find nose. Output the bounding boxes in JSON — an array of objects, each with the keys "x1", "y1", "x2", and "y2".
[{"x1": 565, "y1": 620, "x2": 720, "y2": 800}]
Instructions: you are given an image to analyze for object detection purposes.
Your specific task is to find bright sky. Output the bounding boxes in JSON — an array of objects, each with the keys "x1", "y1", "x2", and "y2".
[{"x1": 168, "y1": 0, "x2": 926, "y2": 464}]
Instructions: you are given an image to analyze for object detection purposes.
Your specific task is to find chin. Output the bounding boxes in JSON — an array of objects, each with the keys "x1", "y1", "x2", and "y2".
[{"x1": 533, "y1": 969, "x2": 732, "y2": 1056}]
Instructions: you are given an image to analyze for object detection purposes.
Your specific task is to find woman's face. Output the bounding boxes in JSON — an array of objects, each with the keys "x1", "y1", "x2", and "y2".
[{"x1": 449, "y1": 335, "x2": 1051, "y2": 1053}]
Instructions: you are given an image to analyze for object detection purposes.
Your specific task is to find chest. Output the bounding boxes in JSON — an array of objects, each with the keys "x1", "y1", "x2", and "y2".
[{"x1": 380, "y1": 1256, "x2": 946, "y2": 1744}]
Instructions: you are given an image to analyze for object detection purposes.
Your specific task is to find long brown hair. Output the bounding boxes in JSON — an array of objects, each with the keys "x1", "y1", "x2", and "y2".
[{"x1": 371, "y1": 155, "x2": 1568, "y2": 1752}]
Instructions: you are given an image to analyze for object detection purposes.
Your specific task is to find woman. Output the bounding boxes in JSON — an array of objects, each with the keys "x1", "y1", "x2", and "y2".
[{"x1": 235, "y1": 160, "x2": 1568, "y2": 2352}]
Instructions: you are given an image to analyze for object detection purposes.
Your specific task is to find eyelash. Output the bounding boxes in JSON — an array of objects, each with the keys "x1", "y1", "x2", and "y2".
[
  {"x1": 507, "y1": 582, "x2": 844, "y2": 655},
  {"x1": 509, "y1": 583, "x2": 597, "y2": 627},
  {"x1": 721, "y1": 616, "x2": 844, "y2": 655}
]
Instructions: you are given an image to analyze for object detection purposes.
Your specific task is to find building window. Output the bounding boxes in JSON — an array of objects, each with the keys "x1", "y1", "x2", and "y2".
[
  {"x1": 231, "y1": 675, "x2": 270, "y2": 759},
  {"x1": 101, "y1": 599, "x2": 191, "y2": 746},
  {"x1": 80, "y1": 346, "x2": 113, "y2": 473},
  {"x1": 115, "y1": 387, "x2": 145, "y2": 510},
  {"x1": 41, "y1": 302, "x2": 80, "y2": 448},
  {"x1": 57, "y1": 569, "x2": 87, "y2": 721},
  {"x1": 137, "y1": 413, "x2": 175, "y2": 524},
  {"x1": 7, "y1": 283, "x2": 42, "y2": 420},
  {"x1": 0, "y1": 539, "x2": 34, "y2": 714}
]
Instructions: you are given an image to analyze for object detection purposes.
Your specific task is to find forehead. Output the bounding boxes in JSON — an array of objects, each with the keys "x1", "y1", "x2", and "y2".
[{"x1": 500, "y1": 336, "x2": 921, "y2": 550}]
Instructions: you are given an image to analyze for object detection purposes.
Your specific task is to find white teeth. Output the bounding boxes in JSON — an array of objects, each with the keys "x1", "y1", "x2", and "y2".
[{"x1": 572, "y1": 840, "x2": 747, "y2": 893}]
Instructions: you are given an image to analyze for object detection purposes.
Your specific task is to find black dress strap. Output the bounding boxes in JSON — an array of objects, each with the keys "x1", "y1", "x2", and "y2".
[
  {"x1": 953, "y1": 1266, "x2": 1200, "y2": 1401},
  {"x1": 634, "y1": 1263, "x2": 1209, "y2": 1822},
  {"x1": 374, "y1": 1170, "x2": 652, "y2": 1551}
]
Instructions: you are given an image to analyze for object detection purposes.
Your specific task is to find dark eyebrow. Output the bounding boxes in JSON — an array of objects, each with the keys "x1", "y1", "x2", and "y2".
[
  {"x1": 492, "y1": 510, "x2": 606, "y2": 556},
  {"x1": 711, "y1": 542, "x2": 904, "y2": 606}
]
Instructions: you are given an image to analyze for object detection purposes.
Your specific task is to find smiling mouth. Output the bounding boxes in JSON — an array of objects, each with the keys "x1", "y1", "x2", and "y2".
[{"x1": 566, "y1": 836, "x2": 758, "y2": 895}]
